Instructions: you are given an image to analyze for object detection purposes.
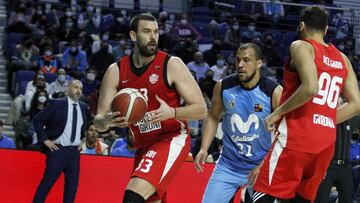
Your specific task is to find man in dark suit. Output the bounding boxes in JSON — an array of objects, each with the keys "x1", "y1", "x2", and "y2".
[{"x1": 32, "y1": 80, "x2": 89, "y2": 203}]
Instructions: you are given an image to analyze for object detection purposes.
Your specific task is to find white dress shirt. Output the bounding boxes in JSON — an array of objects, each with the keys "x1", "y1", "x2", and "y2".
[{"x1": 55, "y1": 97, "x2": 83, "y2": 146}]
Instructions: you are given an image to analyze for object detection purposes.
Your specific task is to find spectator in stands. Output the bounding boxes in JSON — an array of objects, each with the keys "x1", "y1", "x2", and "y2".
[
  {"x1": 7, "y1": 3, "x2": 33, "y2": 33},
  {"x1": 199, "y1": 69, "x2": 217, "y2": 99},
  {"x1": 89, "y1": 42, "x2": 115, "y2": 80},
  {"x1": 172, "y1": 14, "x2": 202, "y2": 42},
  {"x1": 91, "y1": 32, "x2": 113, "y2": 55},
  {"x1": 62, "y1": 39, "x2": 88, "y2": 79},
  {"x1": 158, "y1": 11, "x2": 174, "y2": 35},
  {"x1": 47, "y1": 68, "x2": 69, "y2": 98},
  {"x1": 58, "y1": 7, "x2": 76, "y2": 29},
  {"x1": 262, "y1": 34, "x2": 282, "y2": 67},
  {"x1": 29, "y1": 89, "x2": 49, "y2": 121},
  {"x1": 174, "y1": 37, "x2": 197, "y2": 64},
  {"x1": 241, "y1": 22, "x2": 262, "y2": 43},
  {"x1": 38, "y1": 46, "x2": 58, "y2": 74},
  {"x1": 86, "y1": 84, "x2": 100, "y2": 117},
  {"x1": 111, "y1": 130, "x2": 136, "y2": 158},
  {"x1": 204, "y1": 39, "x2": 222, "y2": 66},
  {"x1": 24, "y1": 72, "x2": 48, "y2": 112},
  {"x1": 208, "y1": 19, "x2": 220, "y2": 40},
  {"x1": 210, "y1": 53, "x2": 227, "y2": 81},
  {"x1": 57, "y1": 17, "x2": 78, "y2": 43},
  {"x1": 112, "y1": 35, "x2": 131, "y2": 61},
  {"x1": 187, "y1": 51, "x2": 210, "y2": 82},
  {"x1": 0, "y1": 120, "x2": 16, "y2": 149},
  {"x1": 238, "y1": 1, "x2": 264, "y2": 21},
  {"x1": 263, "y1": 0, "x2": 285, "y2": 22},
  {"x1": 77, "y1": 2, "x2": 97, "y2": 34},
  {"x1": 350, "y1": 128, "x2": 360, "y2": 162},
  {"x1": 101, "y1": 128, "x2": 119, "y2": 150},
  {"x1": 158, "y1": 24, "x2": 173, "y2": 52},
  {"x1": 80, "y1": 122, "x2": 109, "y2": 155},
  {"x1": 223, "y1": 20, "x2": 242, "y2": 50},
  {"x1": 44, "y1": 5, "x2": 60, "y2": 29},
  {"x1": 333, "y1": 12, "x2": 350, "y2": 41},
  {"x1": 7, "y1": 36, "x2": 40, "y2": 93},
  {"x1": 111, "y1": 13, "x2": 130, "y2": 37},
  {"x1": 81, "y1": 67, "x2": 100, "y2": 97},
  {"x1": 91, "y1": 7, "x2": 103, "y2": 31}
]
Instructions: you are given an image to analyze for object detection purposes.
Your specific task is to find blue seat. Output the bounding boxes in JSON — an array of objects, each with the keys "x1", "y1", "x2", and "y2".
[
  {"x1": 198, "y1": 37, "x2": 213, "y2": 44},
  {"x1": 14, "y1": 70, "x2": 36, "y2": 96},
  {"x1": 6, "y1": 32, "x2": 27, "y2": 57},
  {"x1": 44, "y1": 73, "x2": 57, "y2": 83},
  {"x1": 192, "y1": 22, "x2": 211, "y2": 38},
  {"x1": 110, "y1": 138, "x2": 127, "y2": 153}
]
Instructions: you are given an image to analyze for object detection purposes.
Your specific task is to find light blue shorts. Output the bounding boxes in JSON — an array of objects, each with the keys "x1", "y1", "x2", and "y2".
[{"x1": 202, "y1": 164, "x2": 252, "y2": 203}]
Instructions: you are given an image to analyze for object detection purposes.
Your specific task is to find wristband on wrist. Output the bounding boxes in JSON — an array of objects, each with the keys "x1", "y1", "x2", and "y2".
[{"x1": 174, "y1": 107, "x2": 177, "y2": 119}]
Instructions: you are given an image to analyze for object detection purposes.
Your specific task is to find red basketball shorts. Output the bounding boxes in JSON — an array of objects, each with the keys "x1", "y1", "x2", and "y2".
[
  {"x1": 253, "y1": 138, "x2": 334, "y2": 201},
  {"x1": 131, "y1": 133, "x2": 190, "y2": 201}
]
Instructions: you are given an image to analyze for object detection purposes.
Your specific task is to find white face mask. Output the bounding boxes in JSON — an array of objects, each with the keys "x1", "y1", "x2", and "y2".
[
  {"x1": 233, "y1": 25, "x2": 239, "y2": 30},
  {"x1": 102, "y1": 34, "x2": 109, "y2": 41},
  {"x1": 119, "y1": 40, "x2": 126, "y2": 46},
  {"x1": 38, "y1": 96, "x2": 47, "y2": 103},
  {"x1": 37, "y1": 10, "x2": 43, "y2": 15},
  {"x1": 248, "y1": 26, "x2": 255, "y2": 31},
  {"x1": 58, "y1": 74, "x2": 66, "y2": 82},
  {"x1": 159, "y1": 29, "x2": 165, "y2": 35},
  {"x1": 87, "y1": 6, "x2": 93, "y2": 12},
  {"x1": 86, "y1": 73, "x2": 96, "y2": 81},
  {"x1": 65, "y1": 11, "x2": 72, "y2": 17},
  {"x1": 180, "y1": 19, "x2": 187, "y2": 25},
  {"x1": 338, "y1": 45, "x2": 345, "y2": 51},
  {"x1": 217, "y1": 60, "x2": 225, "y2": 67},
  {"x1": 44, "y1": 50, "x2": 52, "y2": 56},
  {"x1": 124, "y1": 49, "x2": 131, "y2": 56}
]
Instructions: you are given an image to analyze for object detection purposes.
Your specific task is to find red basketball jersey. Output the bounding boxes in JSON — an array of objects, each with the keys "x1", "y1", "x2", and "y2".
[
  {"x1": 278, "y1": 39, "x2": 348, "y2": 153},
  {"x1": 117, "y1": 51, "x2": 189, "y2": 148}
]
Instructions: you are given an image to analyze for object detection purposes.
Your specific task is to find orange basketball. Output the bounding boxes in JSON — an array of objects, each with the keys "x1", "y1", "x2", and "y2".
[{"x1": 111, "y1": 88, "x2": 148, "y2": 124}]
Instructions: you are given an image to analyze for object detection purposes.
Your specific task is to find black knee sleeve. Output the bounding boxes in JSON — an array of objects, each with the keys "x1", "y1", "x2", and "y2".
[{"x1": 123, "y1": 190, "x2": 145, "y2": 203}]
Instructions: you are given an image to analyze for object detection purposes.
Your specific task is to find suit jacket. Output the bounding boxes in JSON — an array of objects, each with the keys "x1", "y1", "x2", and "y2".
[{"x1": 33, "y1": 97, "x2": 89, "y2": 145}]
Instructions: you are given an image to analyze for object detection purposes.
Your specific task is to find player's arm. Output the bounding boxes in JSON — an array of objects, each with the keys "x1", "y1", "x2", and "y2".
[
  {"x1": 265, "y1": 41, "x2": 319, "y2": 130},
  {"x1": 337, "y1": 53, "x2": 360, "y2": 124},
  {"x1": 195, "y1": 81, "x2": 224, "y2": 172},
  {"x1": 271, "y1": 85, "x2": 283, "y2": 111},
  {"x1": 94, "y1": 63, "x2": 126, "y2": 132}
]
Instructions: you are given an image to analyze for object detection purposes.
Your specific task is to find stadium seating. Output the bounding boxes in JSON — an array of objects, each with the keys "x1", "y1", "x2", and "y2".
[{"x1": 14, "y1": 70, "x2": 35, "y2": 96}]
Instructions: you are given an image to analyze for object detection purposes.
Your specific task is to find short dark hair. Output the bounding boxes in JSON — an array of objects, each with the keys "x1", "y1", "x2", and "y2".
[
  {"x1": 300, "y1": 6, "x2": 329, "y2": 32},
  {"x1": 130, "y1": 13, "x2": 157, "y2": 33},
  {"x1": 238, "y1": 43, "x2": 263, "y2": 60}
]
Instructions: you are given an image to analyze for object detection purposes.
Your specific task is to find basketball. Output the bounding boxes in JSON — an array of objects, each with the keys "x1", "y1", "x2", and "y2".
[{"x1": 111, "y1": 88, "x2": 148, "y2": 124}]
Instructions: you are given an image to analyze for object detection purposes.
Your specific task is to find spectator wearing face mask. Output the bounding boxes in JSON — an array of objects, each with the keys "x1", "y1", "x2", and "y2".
[
  {"x1": 29, "y1": 89, "x2": 49, "y2": 121},
  {"x1": 25, "y1": 72, "x2": 49, "y2": 112},
  {"x1": 59, "y1": 7, "x2": 76, "y2": 29},
  {"x1": 38, "y1": 46, "x2": 58, "y2": 74},
  {"x1": 92, "y1": 7, "x2": 102, "y2": 30},
  {"x1": 204, "y1": 39, "x2": 222, "y2": 66},
  {"x1": 81, "y1": 67, "x2": 100, "y2": 97},
  {"x1": 223, "y1": 20, "x2": 242, "y2": 49},
  {"x1": 172, "y1": 14, "x2": 202, "y2": 42},
  {"x1": 89, "y1": 42, "x2": 115, "y2": 80},
  {"x1": 57, "y1": 17, "x2": 78, "y2": 42},
  {"x1": 8, "y1": 3, "x2": 33, "y2": 26},
  {"x1": 241, "y1": 22, "x2": 262, "y2": 43},
  {"x1": 91, "y1": 31, "x2": 113, "y2": 54},
  {"x1": 199, "y1": 69, "x2": 217, "y2": 100},
  {"x1": 187, "y1": 51, "x2": 210, "y2": 82},
  {"x1": 77, "y1": 2, "x2": 97, "y2": 33},
  {"x1": 158, "y1": 24, "x2": 173, "y2": 52},
  {"x1": 210, "y1": 54, "x2": 227, "y2": 81},
  {"x1": 62, "y1": 39, "x2": 88, "y2": 79},
  {"x1": 111, "y1": 13, "x2": 130, "y2": 37},
  {"x1": 47, "y1": 68, "x2": 69, "y2": 98},
  {"x1": 112, "y1": 36, "x2": 131, "y2": 61}
]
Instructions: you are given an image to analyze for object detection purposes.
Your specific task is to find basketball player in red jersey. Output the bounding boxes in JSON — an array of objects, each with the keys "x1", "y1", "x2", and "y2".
[
  {"x1": 94, "y1": 13, "x2": 207, "y2": 203},
  {"x1": 252, "y1": 6, "x2": 360, "y2": 202}
]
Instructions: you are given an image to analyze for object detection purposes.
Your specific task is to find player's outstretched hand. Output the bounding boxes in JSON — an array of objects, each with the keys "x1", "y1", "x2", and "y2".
[
  {"x1": 147, "y1": 95, "x2": 175, "y2": 124},
  {"x1": 44, "y1": 140, "x2": 59, "y2": 151},
  {"x1": 95, "y1": 111, "x2": 128, "y2": 132},
  {"x1": 194, "y1": 149, "x2": 208, "y2": 173},
  {"x1": 265, "y1": 111, "x2": 281, "y2": 131}
]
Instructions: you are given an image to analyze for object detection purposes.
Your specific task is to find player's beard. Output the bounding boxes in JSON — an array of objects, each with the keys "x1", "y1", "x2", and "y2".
[
  {"x1": 239, "y1": 69, "x2": 258, "y2": 84},
  {"x1": 137, "y1": 40, "x2": 157, "y2": 57}
]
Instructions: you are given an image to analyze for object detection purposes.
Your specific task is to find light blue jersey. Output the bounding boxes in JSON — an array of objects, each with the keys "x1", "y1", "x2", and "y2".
[
  {"x1": 218, "y1": 74, "x2": 278, "y2": 174},
  {"x1": 203, "y1": 74, "x2": 278, "y2": 203}
]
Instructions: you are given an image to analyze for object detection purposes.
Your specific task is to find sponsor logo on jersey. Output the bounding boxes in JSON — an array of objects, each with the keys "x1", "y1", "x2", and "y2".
[
  {"x1": 145, "y1": 150, "x2": 157, "y2": 158},
  {"x1": 254, "y1": 103, "x2": 263, "y2": 112},
  {"x1": 231, "y1": 134, "x2": 259, "y2": 142},
  {"x1": 323, "y1": 55, "x2": 343, "y2": 69},
  {"x1": 313, "y1": 113, "x2": 335, "y2": 128},
  {"x1": 149, "y1": 74, "x2": 159, "y2": 84},
  {"x1": 155, "y1": 65, "x2": 160, "y2": 70},
  {"x1": 229, "y1": 100, "x2": 235, "y2": 108},
  {"x1": 134, "y1": 113, "x2": 161, "y2": 133},
  {"x1": 231, "y1": 113, "x2": 259, "y2": 134}
]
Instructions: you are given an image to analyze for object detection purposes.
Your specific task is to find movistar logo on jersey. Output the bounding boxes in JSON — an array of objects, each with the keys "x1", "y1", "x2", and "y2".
[{"x1": 231, "y1": 113, "x2": 259, "y2": 134}]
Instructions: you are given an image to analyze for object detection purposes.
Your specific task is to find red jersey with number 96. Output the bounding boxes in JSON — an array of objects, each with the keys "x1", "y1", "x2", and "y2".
[
  {"x1": 277, "y1": 39, "x2": 348, "y2": 153},
  {"x1": 117, "y1": 51, "x2": 189, "y2": 148}
]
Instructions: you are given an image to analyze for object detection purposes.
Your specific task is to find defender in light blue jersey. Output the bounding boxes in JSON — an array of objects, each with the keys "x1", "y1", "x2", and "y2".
[{"x1": 195, "y1": 43, "x2": 282, "y2": 203}]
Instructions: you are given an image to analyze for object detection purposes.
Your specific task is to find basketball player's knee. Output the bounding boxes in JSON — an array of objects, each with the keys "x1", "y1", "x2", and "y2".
[{"x1": 123, "y1": 190, "x2": 145, "y2": 203}]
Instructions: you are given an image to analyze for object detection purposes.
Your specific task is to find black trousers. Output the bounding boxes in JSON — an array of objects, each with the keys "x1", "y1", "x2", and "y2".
[
  {"x1": 315, "y1": 161, "x2": 353, "y2": 203},
  {"x1": 33, "y1": 146, "x2": 80, "y2": 203}
]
